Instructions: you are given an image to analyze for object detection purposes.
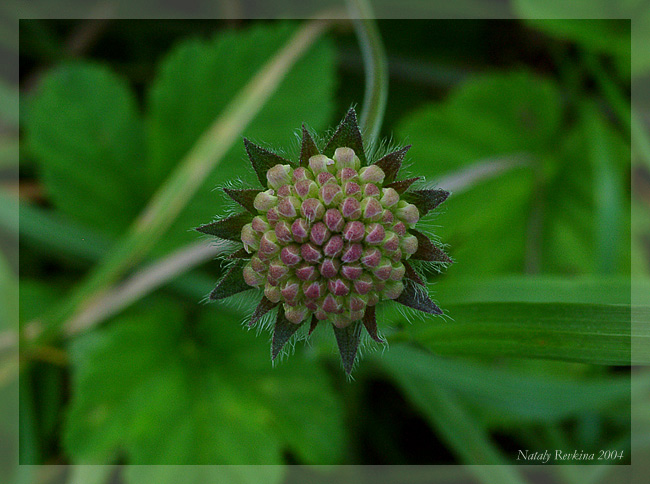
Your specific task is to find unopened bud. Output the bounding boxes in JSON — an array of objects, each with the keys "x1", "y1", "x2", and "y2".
[
  {"x1": 382, "y1": 281, "x2": 404, "y2": 300},
  {"x1": 253, "y1": 189, "x2": 277, "y2": 212},
  {"x1": 380, "y1": 188, "x2": 400, "y2": 208},
  {"x1": 284, "y1": 304, "x2": 309, "y2": 324},
  {"x1": 401, "y1": 234, "x2": 419, "y2": 257},
  {"x1": 395, "y1": 200, "x2": 420, "y2": 226},
  {"x1": 241, "y1": 223, "x2": 260, "y2": 252},
  {"x1": 280, "y1": 244, "x2": 301, "y2": 266},
  {"x1": 333, "y1": 147, "x2": 360, "y2": 170},
  {"x1": 267, "y1": 164, "x2": 293, "y2": 189},
  {"x1": 265, "y1": 282, "x2": 282, "y2": 303},
  {"x1": 291, "y1": 218, "x2": 309, "y2": 243},
  {"x1": 274, "y1": 220, "x2": 293, "y2": 243},
  {"x1": 300, "y1": 198, "x2": 325, "y2": 222},
  {"x1": 343, "y1": 221, "x2": 365, "y2": 242},
  {"x1": 294, "y1": 179, "x2": 318, "y2": 199},
  {"x1": 308, "y1": 154, "x2": 335, "y2": 174},
  {"x1": 373, "y1": 257, "x2": 393, "y2": 281},
  {"x1": 390, "y1": 262, "x2": 406, "y2": 281},
  {"x1": 361, "y1": 198, "x2": 383, "y2": 221},
  {"x1": 310, "y1": 222, "x2": 330, "y2": 246},
  {"x1": 243, "y1": 263, "x2": 264, "y2": 287},
  {"x1": 359, "y1": 165, "x2": 385, "y2": 184},
  {"x1": 365, "y1": 223, "x2": 386, "y2": 245}
]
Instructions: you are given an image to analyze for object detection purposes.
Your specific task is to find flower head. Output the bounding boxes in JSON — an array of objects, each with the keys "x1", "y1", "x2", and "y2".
[{"x1": 197, "y1": 108, "x2": 451, "y2": 374}]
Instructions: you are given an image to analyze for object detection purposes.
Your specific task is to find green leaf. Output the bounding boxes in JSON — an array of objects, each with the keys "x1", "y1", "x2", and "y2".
[
  {"x1": 381, "y1": 345, "x2": 633, "y2": 426},
  {"x1": 147, "y1": 22, "x2": 335, "y2": 253},
  {"x1": 249, "y1": 297, "x2": 277, "y2": 327},
  {"x1": 362, "y1": 305, "x2": 383, "y2": 343},
  {"x1": 403, "y1": 302, "x2": 645, "y2": 365},
  {"x1": 385, "y1": 176, "x2": 420, "y2": 194},
  {"x1": 332, "y1": 321, "x2": 363, "y2": 375},
  {"x1": 25, "y1": 63, "x2": 146, "y2": 235},
  {"x1": 396, "y1": 71, "x2": 561, "y2": 275},
  {"x1": 64, "y1": 300, "x2": 347, "y2": 466},
  {"x1": 223, "y1": 188, "x2": 262, "y2": 214},
  {"x1": 373, "y1": 145, "x2": 410, "y2": 183},
  {"x1": 299, "y1": 124, "x2": 320, "y2": 166},
  {"x1": 271, "y1": 306, "x2": 302, "y2": 360},
  {"x1": 409, "y1": 228, "x2": 452, "y2": 263},
  {"x1": 402, "y1": 188, "x2": 449, "y2": 216},
  {"x1": 395, "y1": 279, "x2": 442, "y2": 315},
  {"x1": 244, "y1": 138, "x2": 295, "y2": 187}
]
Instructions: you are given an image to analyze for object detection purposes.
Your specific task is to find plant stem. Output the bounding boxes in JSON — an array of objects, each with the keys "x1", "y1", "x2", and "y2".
[
  {"x1": 346, "y1": 0, "x2": 388, "y2": 146},
  {"x1": 27, "y1": 18, "x2": 334, "y2": 345}
]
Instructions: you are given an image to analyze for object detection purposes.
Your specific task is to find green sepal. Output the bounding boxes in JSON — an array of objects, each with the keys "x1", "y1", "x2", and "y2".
[
  {"x1": 229, "y1": 247, "x2": 252, "y2": 259},
  {"x1": 333, "y1": 321, "x2": 363, "y2": 375},
  {"x1": 308, "y1": 315, "x2": 318, "y2": 335},
  {"x1": 223, "y1": 188, "x2": 262, "y2": 213},
  {"x1": 409, "y1": 229, "x2": 453, "y2": 264},
  {"x1": 385, "y1": 177, "x2": 420, "y2": 194},
  {"x1": 395, "y1": 279, "x2": 443, "y2": 315},
  {"x1": 403, "y1": 188, "x2": 450, "y2": 216},
  {"x1": 300, "y1": 124, "x2": 320, "y2": 167},
  {"x1": 323, "y1": 108, "x2": 366, "y2": 165},
  {"x1": 403, "y1": 260, "x2": 426, "y2": 286},
  {"x1": 373, "y1": 145, "x2": 410, "y2": 184},
  {"x1": 244, "y1": 138, "x2": 295, "y2": 187},
  {"x1": 209, "y1": 259, "x2": 253, "y2": 300},
  {"x1": 195, "y1": 212, "x2": 253, "y2": 241},
  {"x1": 271, "y1": 306, "x2": 303, "y2": 360},
  {"x1": 362, "y1": 306, "x2": 383, "y2": 343},
  {"x1": 249, "y1": 297, "x2": 278, "y2": 327}
]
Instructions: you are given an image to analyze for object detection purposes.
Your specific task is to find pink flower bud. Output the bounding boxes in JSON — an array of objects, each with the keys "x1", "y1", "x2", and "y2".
[
  {"x1": 281, "y1": 277, "x2": 301, "y2": 303},
  {"x1": 364, "y1": 223, "x2": 386, "y2": 245},
  {"x1": 251, "y1": 216, "x2": 270, "y2": 233},
  {"x1": 324, "y1": 209, "x2": 345, "y2": 232},
  {"x1": 341, "y1": 263, "x2": 363, "y2": 280},
  {"x1": 243, "y1": 263, "x2": 265, "y2": 287},
  {"x1": 319, "y1": 258, "x2": 340, "y2": 278},
  {"x1": 301, "y1": 242, "x2": 322, "y2": 263},
  {"x1": 380, "y1": 188, "x2": 400, "y2": 208},
  {"x1": 277, "y1": 184, "x2": 293, "y2": 197},
  {"x1": 322, "y1": 294, "x2": 344, "y2": 313},
  {"x1": 258, "y1": 231, "x2": 280, "y2": 258},
  {"x1": 323, "y1": 235, "x2": 344, "y2": 258},
  {"x1": 349, "y1": 294, "x2": 368, "y2": 311},
  {"x1": 343, "y1": 221, "x2": 365, "y2": 242},
  {"x1": 291, "y1": 218, "x2": 309, "y2": 243},
  {"x1": 241, "y1": 223, "x2": 260, "y2": 252},
  {"x1": 308, "y1": 154, "x2": 335, "y2": 174},
  {"x1": 284, "y1": 304, "x2": 309, "y2": 324},
  {"x1": 264, "y1": 282, "x2": 281, "y2": 303},
  {"x1": 373, "y1": 258, "x2": 393, "y2": 281},
  {"x1": 344, "y1": 181, "x2": 361, "y2": 197},
  {"x1": 277, "y1": 196, "x2": 300, "y2": 219},
  {"x1": 381, "y1": 209, "x2": 394, "y2": 225},
  {"x1": 315, "y1": 309, "x2": 329, "y2": 320},
  {"x1": 400, "y1": 234, "x2": 419, "y2": 257},
  {"x1": 367, "y1": 293, "x2": 380, "y2": 306},
  {"x1": 303, "y1": 280, "x2": 325, "y2": 299},
  {"x1": 319, "y1": 183, "x2": 343, "y2": 207},
  {"x1": 305, "y1": 300, "x2": 319, "y2": 311},
  {"x1": 300, "y1": 198, "x2": 325, "y2": 222},
  {"x1": 382, "y1": 231, "x2": 400, "y2": 252},
  {"x1": 331, "y1": 313, "x2": 352, "y2": 328},
  {"x1": 382, "y1": 281, "x2": 405, "y2": 300},
  {"x1": 267, "y1": 164, "x2": 293, "y2": 189},
  {"x1": 333, "y1": 147, "x2": 360, "y2": 170},
  {"x1": 274, "y1": 220, "x2": 293, "y2": 243},
  {"x1": 340, "y1": 197, "x2": 361, "y2": 220},
  {"x1": 362, "y1": 183, "x2": 381, "y2": 198},
  {"x1": 391, "y1": 249, "x2": 403, "y2": 263},
  {"x1": 338, "y1": 168, "x2": 359, "y2": 183},
  {"x1": 392, "y1": 220, "x2": 406, "y2": 236},
  {"x1": 292, "y1": 166, "x2": 313, "y2": 182},
  {"x1": 266, "y1": 207, "x2": 280, "y2": 225},
  {"x1": 361, "y1": 198, "x2": 383, "y2": 221},
  {"x1": 294, "y1": 179, "x2": 318, "y2": 199},
  {"x1": 310, "y1": 222, "x2": 330, "y2": 246},
  {"x1": 390, "y1": 262, "x2": 406, "y2": 281},
  {"x1": 328, "y1": 278, "x2": 350, "y2": 297},
  {"x1": 341, "y1": 243, "x2": 363, "y2": 263},
  {"x1": 316, "y1": 171, "x2": 336, "y2": 186},
  {"x1": 250, "y1": 255, "x2": 267, "y2": 273},
  {"x1": 268, "y1": 258, "x2": 290, "y2": 284},
  {"x1": 349, "y1": 309, "x2": 366, "y2": 322},
  {"x1": 361, "y1": 247, "x2": 382, "y2": 268},
  {"x1": 253, "y1": 189, "x2": 277, "y2": 212},
  {"x1": 280, "y1": 244, "x2": 301, "y2": 266},
  {"x1": 395, "y1": 200, "x2": 420, "y2": 226},
  {"x1": 353, "y1": 273, "x2": 373, "y2": 294},
  {"x1": 295, "y1": 262, "x2": 318, "y2": 281},
  {"x1": 359, "y1": 165, "x2": 385, "y2": 184}
]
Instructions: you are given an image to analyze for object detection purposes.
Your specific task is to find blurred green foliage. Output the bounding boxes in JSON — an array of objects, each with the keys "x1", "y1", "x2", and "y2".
[{"x1": 13, "y1": 16, "x2": 643, "y2": 483}]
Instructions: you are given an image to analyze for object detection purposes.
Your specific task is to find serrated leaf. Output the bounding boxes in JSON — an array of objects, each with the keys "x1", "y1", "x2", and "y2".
[
  {"x1": 300, "y1": 124, "x2": 320, "y2": 166},
  {"x1": 410, "y1": 229, "x2": 453, "y2": 264},
  {"x1": 25, "y1": 63, "x2": 146, "y2": 234},
  {"x1": 403, "y1": 188, "x2": 450, "y2": 216},
  {"x1": 395, "y1": 279, "x2": 443, "y2": 315},
  {"x1": 223, "y1": 188, "x2": 262, "y2": 213},
  {"x1": 196, "y1": 212, "x2": 252, "y2": 241},
  {"x1": 323, "y1": 108, "x2": 366, "y2": 164},
  {"x1": 148, "y1": 22, "x2": 335, "y2": 254},
  {"x1": 209, "y1": 259, "x2": 252, "y2": 300},
  {"x1": 228, "y1": 247, "x2": 251, "y2": 259},
  {"x1": 271, "y1": 306, "x2": 302, "y2": 360},
  {"x1": 249, "y1": 297, "x2": 277, "y2": 327},
  {"x1": 373, "y1": 145, "x2": 410, "y2": 183},
  {"x1": 64, "y1": 300, "x2": 347, "y2": 466},
  {"x1": 333, "y1": 321, "x2": 363, "y2": 375},
  {"x1": 362, "y1": 306, "x2": 383, "y2": 343},
  {"x1": 385, "y1": 177, "x2": 421, "y2": 194},
  {"x1": 244, "y1": 138, "x2": 295, "y2": 187}
]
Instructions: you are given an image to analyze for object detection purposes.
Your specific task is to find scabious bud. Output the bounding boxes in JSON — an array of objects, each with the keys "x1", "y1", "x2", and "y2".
[{"x1": 201, "y1": 109, "x2": 450, "y2": 374}]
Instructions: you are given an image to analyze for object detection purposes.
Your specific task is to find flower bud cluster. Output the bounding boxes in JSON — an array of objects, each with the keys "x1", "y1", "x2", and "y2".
[{"x1": 241, "y1": 147, "x2": 420, "y2": 328}]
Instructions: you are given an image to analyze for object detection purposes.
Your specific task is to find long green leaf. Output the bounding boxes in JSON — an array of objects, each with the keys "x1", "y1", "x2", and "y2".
[{"x1": 399, "y1": 302, "x2": 647, "y2": 365}]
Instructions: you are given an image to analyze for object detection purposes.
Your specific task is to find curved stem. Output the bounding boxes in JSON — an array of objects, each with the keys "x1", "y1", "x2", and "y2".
[{"x1": 347, "y1": 0, "x2": 388, "y2": 146}]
